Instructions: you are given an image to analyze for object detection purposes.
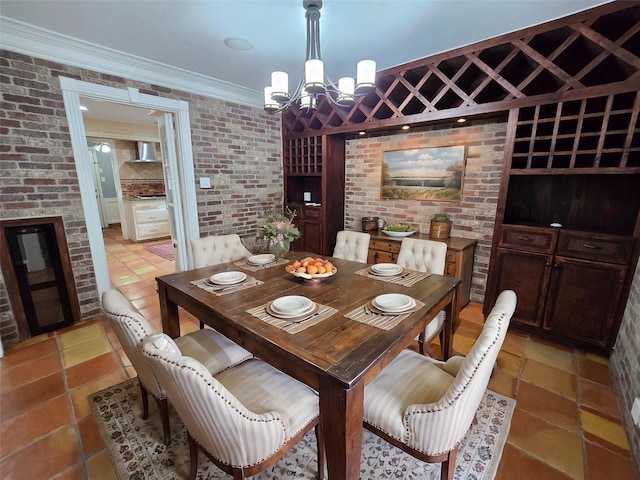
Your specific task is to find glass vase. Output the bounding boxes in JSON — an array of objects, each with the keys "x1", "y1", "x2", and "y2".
[{"x1": 268, "y1": 238, "x2": 290, "y2": 259}]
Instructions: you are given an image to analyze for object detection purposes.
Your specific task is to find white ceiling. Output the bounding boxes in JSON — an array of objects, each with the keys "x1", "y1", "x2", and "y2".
[{"x1": 1, "y1": 0, "x2": 610, "y2": 121}]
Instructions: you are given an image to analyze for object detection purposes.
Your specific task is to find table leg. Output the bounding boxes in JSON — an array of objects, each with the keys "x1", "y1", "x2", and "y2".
[
  {"x1": 319, "y1": 377, "x2": 364, "y2": 480},
  {"x1": 159, "y1": 283, "x2": 180, "y2": 338}
]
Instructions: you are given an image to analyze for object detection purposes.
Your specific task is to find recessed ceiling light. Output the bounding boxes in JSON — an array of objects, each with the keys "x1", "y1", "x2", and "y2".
[
  {"x1": 402, "y1": 125, "x2": 410, "y2": 130},
  {"x1": 224, "y1": 37, "x2": 253, "y2": 51},
  {"x1": 79, "y1": 105, "x2": 88, "y2": 111},
  {"x1": 358, "y1": 131, "x2": 366, "y2": 135},
  {"x1": 456, "y1": 118, "x2": 466, "y2": 123}
]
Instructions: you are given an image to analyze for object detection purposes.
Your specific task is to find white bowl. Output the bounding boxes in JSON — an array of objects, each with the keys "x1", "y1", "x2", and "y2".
[
  {"x1": 271, "y1": 295, "x2": 313, "y2": 314},
  {"x1": 370, "y1": 263, "x2": 403, "y2": 276},
  {"x1": 209, "y1": 271, "x2": 247, "y2": 285},
  {"x1": 248, "y1": 253, "x2": 276, "y2": 265},
  {"x1": 372, "y1": 294, "x2": 416, "y2": 313},
  {"x1": 382, "y1": 229, "x2": 416, "y2": 237}
]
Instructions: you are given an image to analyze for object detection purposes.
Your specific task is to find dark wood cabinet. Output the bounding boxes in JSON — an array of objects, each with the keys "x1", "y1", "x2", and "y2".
[
  {"x1": 284, "y1": 135, "x2": 345, "y2": 256},
  {"x1": 485, "y1": 89, "x2": 640, "y2": 353}
]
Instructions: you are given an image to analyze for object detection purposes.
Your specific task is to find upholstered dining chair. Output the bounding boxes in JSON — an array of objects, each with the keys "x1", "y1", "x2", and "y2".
[
  {"x1": 191, "y1": 233, "x2": 253, "y2": 268},
  {"x1": 363, "y1": 290, "x2": 516, "y2": 480},
  {"x1": 332, "y1": 230, "x2": 371, "y2": 263},
  {"x1": 396, "y1": 237, "x2": 449, "y2": 356},
  {"x1": 141, "y1": 332, "x2": 324, "y2": 480},
  {"x1": 101, "y1": 290, "x2": 252, "y2": 446}
]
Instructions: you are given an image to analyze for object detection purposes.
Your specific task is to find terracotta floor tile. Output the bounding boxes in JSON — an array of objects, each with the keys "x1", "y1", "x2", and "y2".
[
  {"x1": 0, "y1": 394, "x2": 72, "y2": 458},
  {"x1": 0, "y1": 425, "x2": 81, "y2": 479},
  {"x1": 497, "y1": 444, "x2": 574, "y2": 480},
  {"x1": 508, "y1": 409, "x2": 584, "y2": 479},
  {"x1": 69, "y1": 371, "x2": 130, "y2": 420},
  {"x1": 496, "y1": 350, "x2": 522, "y2": 377},
  {"x1": 580, "y1": 379, "x2": 621, "y2": 420},
  {"x1": 524, "y1": 339, "x2": 576, "y2": 374},
  {"x1": 521, "y1": 358, "x2": 577, "y2": 400},
  {"x1": 581, "y1": 408, "x2": 630, "y2": 452},
  {"x1": 516, "y1": 381, "x2": 580, "y2": 433},
  {"x1": 488, "y1": 367, "x2": 517, "y2": 398},
  {"x1": 60, "y1": 336, "x2": 113, "y2": 369},
  {"x1": 501, "y1": 331, "x2": 526, "y2": 357},
  {"x1": 0, "y1": 351, "x2": 61, "y2": 391},
  {"x1": 584, "y1": 440, "x2": 638, "y2": 480},
  {"x1": 57, "y1": 324, "x2": 105, "y2": 350},
  {"x1": 65, "y1": 352, "x2": 123, "y2": 389},
  {"x1": 579, "y1": 356, "x2": 613, "y2": 387},
  {"x1": 0, "y1": 337, "x2": 57, "y2": 370},
  {"x1": 0, "y1": 371, "x2": 66, "y2": 421},
  {"x1": 51, "y1": 464, "x2": 86, "y2": 480},
  {"x1": 77, "y1": 415, "x2": 105, "y2": 456},
  {"x1": 85, "y1": 449, "x2": 119, "y2": 480}
]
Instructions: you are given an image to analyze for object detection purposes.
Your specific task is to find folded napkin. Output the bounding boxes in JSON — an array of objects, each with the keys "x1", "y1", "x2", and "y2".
[
  {"x1": 190, "y1": 276, "x2": 263, "y2": 296},
  {"x1": 355, "y1": 267, "x2": 430, "y2": 287},
  {"x1": 246, "y1": 302, "x2": 337, "y2": 334},
  {"x1": 345, "y1": 299, "x2": 425, "y2": 331},
  {"x1": 234, "y1": 258, "x2": 289, "y2": 272}
]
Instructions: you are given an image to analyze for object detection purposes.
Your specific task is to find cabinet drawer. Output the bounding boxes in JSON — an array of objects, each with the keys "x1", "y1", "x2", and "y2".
[
  {"x1": 137, "y1": 222, "x2": 170, "y2": 239},
  {"x1": 303, "y1": 207, "x2": 321, "y2": 220},
  {"x1": 556, "y1": 231, "x2": 635, "y2": 264},
  {"x1": 444, "y1": 262, "x2": 457, "y2": 276},
  {"x1": 446, "y1": 250, "x2": 457, "y2": 264},
  {"x1": 499, "y1": 226, "x2": 557, "y2": 254},
  {"x1": 135, "y1": 208, "x2": 169, "y2": 224},
  {"x1": 369, "y1": 239, "x2": 401, "y2": 254}
]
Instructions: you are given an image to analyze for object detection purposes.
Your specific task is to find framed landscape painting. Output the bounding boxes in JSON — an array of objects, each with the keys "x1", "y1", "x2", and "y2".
[{"x1": 381, "y1": 145, "x2": 467, "y2": 201}]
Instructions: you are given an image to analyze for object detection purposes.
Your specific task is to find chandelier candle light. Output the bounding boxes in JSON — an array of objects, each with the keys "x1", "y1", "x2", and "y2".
[{"x1": 264, "y1": 0, "x2": 376, "y2": 112}]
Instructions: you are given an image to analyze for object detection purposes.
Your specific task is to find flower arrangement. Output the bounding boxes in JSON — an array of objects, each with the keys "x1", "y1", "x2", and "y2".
[{"x1": 262, "y1": 206, "x2": 301, "y2": 257}]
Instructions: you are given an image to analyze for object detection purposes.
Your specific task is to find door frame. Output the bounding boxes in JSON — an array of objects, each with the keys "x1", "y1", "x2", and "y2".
[{"x1": 60, "y1": 77, "x2": 199, "y2": 295}]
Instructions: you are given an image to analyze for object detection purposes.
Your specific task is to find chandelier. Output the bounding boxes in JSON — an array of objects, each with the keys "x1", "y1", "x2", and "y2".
[{"x1": 263, "y1": 0, "x2": 376, "y2": 113}]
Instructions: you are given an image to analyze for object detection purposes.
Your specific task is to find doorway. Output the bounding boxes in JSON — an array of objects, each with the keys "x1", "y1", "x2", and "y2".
[{"x1": 60, "y1": 77, "x2": 200, "y2": 295}]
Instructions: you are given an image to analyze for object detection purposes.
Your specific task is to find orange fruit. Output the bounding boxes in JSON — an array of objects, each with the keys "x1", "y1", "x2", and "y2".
[
  {"x1": 292, "y1": 261, "x2": 300, "y2": 268},
  {"x1": 324, "y1": 262, "x2": 334, "y2": 272},
  {"x1": 317, "y1": 266, "x2": 326, "y2": 274},
  {"x1": 307, "y1": 265, "x2": 318, "y2": 275},
  {"x1": 296, "y1": 266, "x2": 307, "y2": 273},
  {"x1": 285, "y1": 265, "x2": 296, "y2": 273}
]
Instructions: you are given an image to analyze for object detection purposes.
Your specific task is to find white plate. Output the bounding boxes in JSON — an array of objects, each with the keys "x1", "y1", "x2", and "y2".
[
  {"x1": 248, "y1": 253, "x2": 276, "y2": 265},
  {"x1": 382, "y1": 229, "x2": 416, "y2": 237},
  {"x1": 271, "y1": 295, "x2": 313, "y2": 314},
  {"x1": 372, "y1": 294, "x2": 416, "y2": 313},
  {"x1": 267, "y1": 302, "x2": 319, "y2": 319},
  {"x1": 209, "y1": 271, "x2": 247, "y2": 285},
  {"x1": 370, "y1": 263, "x2": 403, "y2": 276}
]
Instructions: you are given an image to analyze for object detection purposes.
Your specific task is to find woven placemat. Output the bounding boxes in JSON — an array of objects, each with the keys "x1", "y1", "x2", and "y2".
[
  {"x1": 234, "y1": 258, "x2": 289, "y2": 272},
  {"x1": 247, "y1": 302, "x2": 337, "y2": 334},
  {"x1": 190, "y1": 276, "x2": 263, "y2": 296},
  {"x1": 345, "y1": 299, "x2": 425, "y2": 330},
  {"x1": 355, "y1": 267, "x2": 430, "y2": 287}
]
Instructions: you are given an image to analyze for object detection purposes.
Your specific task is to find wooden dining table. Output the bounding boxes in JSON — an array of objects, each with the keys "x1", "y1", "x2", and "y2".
[{"x1": 157, "y1": 253, "x2": 460, "y2": 480}]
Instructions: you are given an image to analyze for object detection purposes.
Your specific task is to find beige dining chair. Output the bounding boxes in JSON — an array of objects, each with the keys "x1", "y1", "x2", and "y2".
[
  {"x1": 141, "y1": 332, "x2": 324, "y2": 480},
  {"x1": 332, "y1": 230, "x2": 371, "y2": 263},
  {"x1": 101, "y1": 290, "x2": 252, "y2": 446},
  {"x1": 191, "y1": 234, "x2": 253, "y2": 268},
  {"x1": 396, "y1": 237, "x2": 449, "y2": 356},
  {"x1": 363, "y1": 290, "x2": 516, "y2": 480}
]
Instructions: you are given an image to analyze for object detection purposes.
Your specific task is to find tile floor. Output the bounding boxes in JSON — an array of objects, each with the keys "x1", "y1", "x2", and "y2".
[{"x1": 0, "y1": 225, "x2": 637, "y2": 479}]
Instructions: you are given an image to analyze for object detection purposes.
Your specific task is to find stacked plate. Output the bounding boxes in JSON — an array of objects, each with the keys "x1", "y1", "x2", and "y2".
[
  {"x1": 267, "y1": 295, "x2": 318, "y2": 318},
  {"x1": 248, "y1": 253, "x2": 276, "y2": 265},
  {"x1": 371, "y1": 293, "x2": 416, "y2": 313},
  {"x1": 208, "y1": 271, "x2": 246, "y2": 285},
  {"x1": 369, "y1": 263, "x2": 403, "y2": 277}
]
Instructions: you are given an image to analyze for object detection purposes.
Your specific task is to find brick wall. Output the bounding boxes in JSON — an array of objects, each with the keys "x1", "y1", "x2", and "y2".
[
  {"x1": 0, "y1": 49, "x2": 282, "y2": 346},
  {"x1": 344, "y1": 119, "x2": 508, "y2": 302},
  {"x1": 611, "y1": 261, "x2": 640, "y2": 469}
]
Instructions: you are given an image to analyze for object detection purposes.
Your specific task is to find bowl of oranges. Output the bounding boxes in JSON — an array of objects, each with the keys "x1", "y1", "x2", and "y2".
[{"x1": 285, "y1": 257, "x2": 337, "y2": 285}]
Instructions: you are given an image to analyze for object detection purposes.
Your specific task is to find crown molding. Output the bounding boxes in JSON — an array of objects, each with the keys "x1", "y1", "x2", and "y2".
[{"x1": 0, "y1": 17, "x2": 263, "y2": 109}]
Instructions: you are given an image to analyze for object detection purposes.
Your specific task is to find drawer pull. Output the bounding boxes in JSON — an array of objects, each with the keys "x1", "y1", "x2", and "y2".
[
  {"x1": 517, "y1": 236, "x2": 533, "y2": 242},
  {"x1": 582, "y1": 243, "x2": 601, "y2": 250}
]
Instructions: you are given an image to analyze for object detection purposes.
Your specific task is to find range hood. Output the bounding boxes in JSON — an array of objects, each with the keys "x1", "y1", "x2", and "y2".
[{"x1": 129, "y1": 142, "x2": 161, "y2": 163}]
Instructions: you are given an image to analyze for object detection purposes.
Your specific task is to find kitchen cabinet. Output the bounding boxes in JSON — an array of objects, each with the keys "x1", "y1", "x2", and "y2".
[
  {"x1": 283, "y1": 135, "x2": 345, "y2": 255},
  {"x1": 366, "y1": 231, "x2": 477, "y2": 317},
  {"x1": 122, "y1": 199, "x2": 170, "y2": 242}
]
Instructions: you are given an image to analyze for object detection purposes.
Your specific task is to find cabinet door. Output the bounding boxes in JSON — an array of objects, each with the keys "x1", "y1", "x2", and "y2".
[
  {"x1": 544, "y1": 257, "x2": 626, "y2": 347},
  {"x1": 493, "y1": 248, "x2": 552, "y2": 327},
  {"x1": 304, "y1": 221, "x2": 322, "y2": 255}
]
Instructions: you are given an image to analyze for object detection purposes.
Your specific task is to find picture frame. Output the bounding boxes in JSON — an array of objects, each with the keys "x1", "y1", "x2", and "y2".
[{"x1": 381, "y1": 145, "x2": 467, "y2": 201}]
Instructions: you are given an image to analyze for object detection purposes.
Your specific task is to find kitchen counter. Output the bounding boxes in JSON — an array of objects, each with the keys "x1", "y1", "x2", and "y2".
[{"x1": 122, "y1": 198, "x2": 170, "y2": 242}]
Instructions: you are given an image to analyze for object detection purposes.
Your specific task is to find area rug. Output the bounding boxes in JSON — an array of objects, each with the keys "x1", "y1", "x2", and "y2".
[
  {"x1": 90, "y1": 379, "x2": 514, "y2": 480},
  {"x1": 144, "y1": 240, "x2": 174, "y2": 261}
]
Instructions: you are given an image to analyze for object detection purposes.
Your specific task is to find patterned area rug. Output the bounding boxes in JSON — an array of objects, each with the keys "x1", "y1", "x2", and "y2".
[
  {"x1": 90, "y1": 379, "x2": 514, "y2": 480},
  {"x1": 144, "y1": 240, "x2": 174, "y2": 261}
]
